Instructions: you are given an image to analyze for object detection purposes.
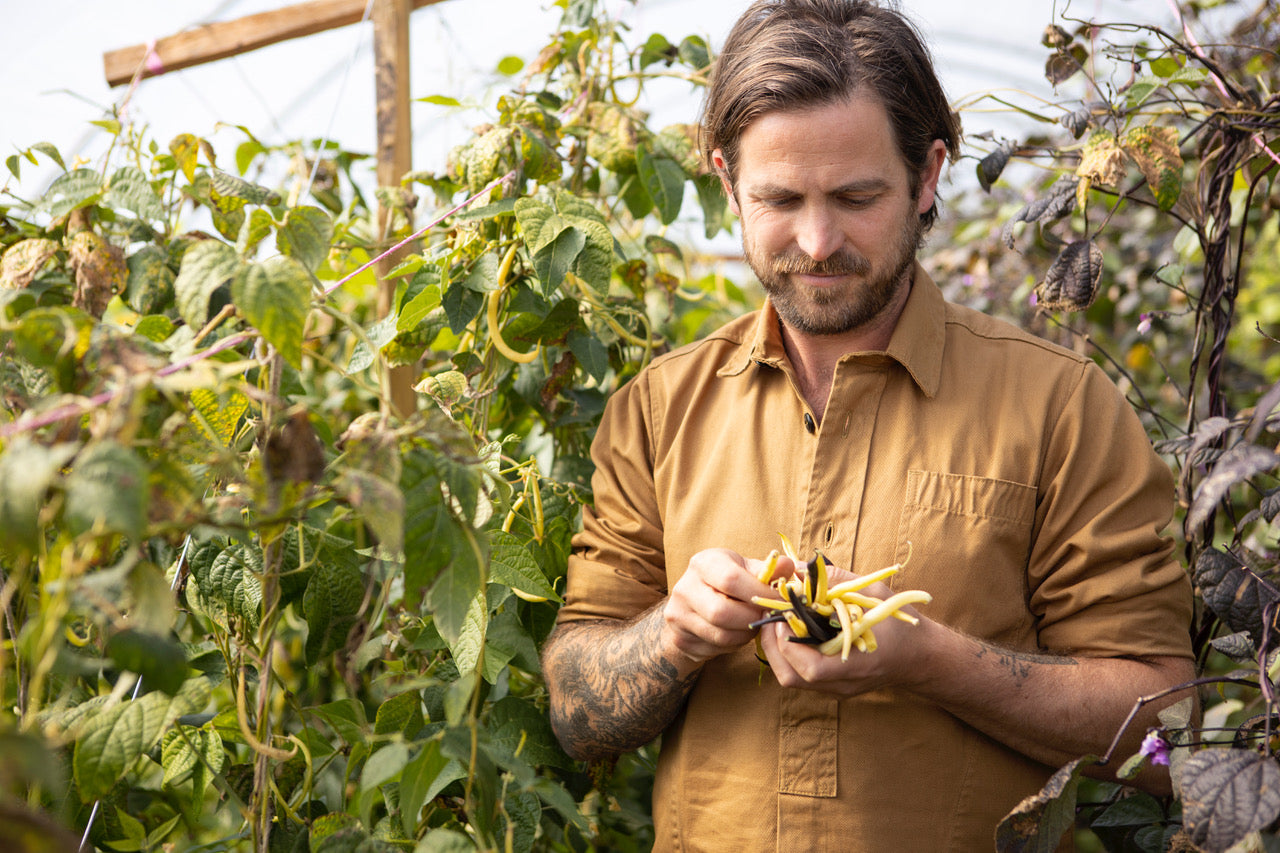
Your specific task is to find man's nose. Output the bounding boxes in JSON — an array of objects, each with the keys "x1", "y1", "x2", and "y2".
[{"x1": 794, "y1": 206, "x2": 843, "y2": 262}]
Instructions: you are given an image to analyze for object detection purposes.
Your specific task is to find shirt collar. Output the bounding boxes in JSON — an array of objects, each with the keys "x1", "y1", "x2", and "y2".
[{"x1": 720, "y1": 262, "x2": 946, "y2": 398}]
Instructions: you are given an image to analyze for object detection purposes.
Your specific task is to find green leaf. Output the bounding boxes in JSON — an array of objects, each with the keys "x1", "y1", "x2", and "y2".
[
  {"x1": 451, "y1": 586, "x2": 491, "y2": 677},
  {"x1": 44, "y1": 168, "x2": 104, "y2": 219},
  {"x1": 531, "y1": 227, "x2": 585, "y2": 297},
  {"x1": 360, "y1": 742, "x2": 411, "y2": 792},
  {"x1": 106, "y1": 166, "x2": 166, "y2": 222},
  {"x1": 303, "y1": 559, "x2": 366, "y2": 664},
  {"x1": 402, "y1": 449, "x2": 460, "y2": 608},
  {"x1": 399, "y1": 742, "x2": 467, "y2": 838},
  {"x1": 311, "y1": 699, "x2": 369, "y2": 746},
  {"x1": 488, "y1": 696, "x2": 572, "y2": 770},
  {"x1": 694, "y1": 173, "x2": 731, "y2": 237},
  {"x1": 488, "y1": 530, "x2": 560, "y2": 602},
  {"x1": 0, "y1": 439, "x2": 76, "y2": 553},
  {"x1": 236, "y1": 207, "x2": 275, "y2": 257},
  {"x1": 232, "y1": 255, "x2": 313, "y2": 368},
  {"x1": 677, "y1": 35, "x2": 711, "y2": 70},
  {"x1": 210, "y1": 169, "x2": 280, "y2": 206},
  {"x1": 73, "y1": 678, "x2": 210, "y2": 802},
  {"x1": 124, "y1": 245, "x2": 176, "y2": 315},
  {"x1": 276, "y1": 206, "x2": 334, "y2": 273},
  {"x1": 496, "y1": 55, "x2": 524, "y2": 76},
  {"x1": 1090, "y1": 792, "x2": 1164, "y2": 827},
  {"x1": 189, "y1": 387, "x2": 249, "y2": 447},
  {"x1": 1149, "y1": 56, "x2": 1182, "y2": 78},
  {"x1": 514, "y1": 198, "x2": 570, "y2": 255},
  {"x1": 105, "y1": 629, "x2": 189, "y2": 695},
  {"x1": 373, "y1": 691, "x2": 424, "y2": 739},
  {"x1": 639, "y1": 33, "x2": 676, "y2": 69},
  {"x1": 5, "y1": 154, "x2": 18, "y2": 179},
  {"x1": 186, "y1": 542, "x2": 263, "y2": 631},
  {"x1": 568, "y1": 327, "x2": 608, "y2": 385},
  {"x1": 64, "y1": 442, "x2": 148, "y2": 541},
  {"x1": 637, "y1": 146, "x2": 685, "y2": 225},
  {"x1": 174, "y1": 240, "x2": 240, "y2": 329},
  {"x1": 160, "y1": 725, "x2": 224, "y2": 788},
  {"x1": 428, "y1": 525, "x2": 486, "y2": 648},
  {"x1": 419, "y1": 94, "x2": 462, "y2": 107},
  {"x1": 31, "y1": 141, "x2": 66, "y2": 170},
  {"x1": 564, "y1": 216, "x2": 613, "y2": 294}
]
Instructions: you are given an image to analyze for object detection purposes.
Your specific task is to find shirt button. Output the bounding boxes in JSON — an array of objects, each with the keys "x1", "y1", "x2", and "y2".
[{"x1": 804, "y1": 413, "x2": 816, "y2": 433}]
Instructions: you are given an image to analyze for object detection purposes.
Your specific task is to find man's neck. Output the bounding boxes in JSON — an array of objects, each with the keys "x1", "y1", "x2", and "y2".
[{"x1": 778, "y1": 278, "x2": 911, "y2": 421}]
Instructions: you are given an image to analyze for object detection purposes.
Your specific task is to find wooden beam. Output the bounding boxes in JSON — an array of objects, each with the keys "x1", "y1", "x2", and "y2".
[
  {"x1": 103, "y1": 0, "x2": 449, "y2": 87},
  {"x1": 373, "y1": 0, "x2": 418, "y2": 419}
]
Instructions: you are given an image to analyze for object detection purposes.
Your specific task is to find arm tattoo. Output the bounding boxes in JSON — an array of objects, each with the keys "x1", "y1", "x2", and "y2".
[
  {"x1": 543, "y1": 608, "x2": 700, "y2": 762},
  {"x1": 974, "y1": 640, "x2": 1078, "y2": 684}
]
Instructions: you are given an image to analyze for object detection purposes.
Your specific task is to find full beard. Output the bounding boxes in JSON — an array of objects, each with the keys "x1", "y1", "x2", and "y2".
[{"x1": 744, "y1": 214, "x2": 922, "y2": 337}]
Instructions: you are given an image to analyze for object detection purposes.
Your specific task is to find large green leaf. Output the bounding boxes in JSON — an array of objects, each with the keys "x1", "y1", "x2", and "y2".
[
  {"x1": 488, "y1": 530, "x2": 560, "y2": 602},
  {"x1": 402, "y1": 447, "x2": 460, "y2": 608},
  {"x1": 64, "y1": 441, "x2": 147, "y2": 541},
  {"x1": 105, "y1": 628, "x2": 189, "y2": 695},
  {"x1": 232, "y1": 255, "x2": 313, "y2": 368},
  {"x1": 428, "y1": 525, "x2": 486, "y2": 648},
  {"x1": 123, "y1": 245, "x2": 176, "y2": 314},
  {"x1": 637, "y1": 145, "x2": 685, "y2": 225},
  {"x1": 106, "y1": 166, "x2": 166, "y2": 222},
  {"x1": 73, "y1": 678, "x2": 211, "y2": 802},
  {"x1": 44, "y1": 168, "x2": 104, "y2": 219},
  {"x1": 186, "y1": 542, "x2": 263, "y2": 631},
  {"x1": 276, "y1": 205, "x2": 334, "y2": 273},
  {"x1": 531, "y1": 227, "x2": 585, "y2": 297},
  {"x1": 373, "y1": 691, "x2": 424, "y2": 740},
  {"x1": 160, "y1": 725, "x2": 224, "y2": 789},
  {"x1": 513, "y1": 198, "x2": 570, "y2": 255},
  {"x1": 398, "y1": 741, "x2": 466, "y2": 838},
  {"x1": 303, "y1": 559, "x2": 366, "y2": 664},
  {"x1": 0, "y1": 440, "x2": 76, "y2": 553},
  {"x1": 174, "y1": 240, "x2": 240, "y2": 329}
]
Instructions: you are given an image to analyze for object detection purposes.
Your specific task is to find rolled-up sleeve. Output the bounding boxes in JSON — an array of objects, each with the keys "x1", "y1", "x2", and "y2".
[
  {"x1": 1029, "y1": 360, "x2": 1194, "y2": 658},
  {"x1": 557, "y1": 373, "x2": 669, "y2": 623}
]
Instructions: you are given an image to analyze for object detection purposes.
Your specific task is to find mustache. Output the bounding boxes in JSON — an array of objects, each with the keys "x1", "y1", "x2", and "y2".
[{"x1": 771, "y1": 250, "x2": 872, "y2": 277}]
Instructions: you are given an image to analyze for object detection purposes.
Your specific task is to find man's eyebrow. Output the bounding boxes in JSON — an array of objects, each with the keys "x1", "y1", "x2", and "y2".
[{"x1": 744, "y1": 178, "x2": 893, "y2": 196}]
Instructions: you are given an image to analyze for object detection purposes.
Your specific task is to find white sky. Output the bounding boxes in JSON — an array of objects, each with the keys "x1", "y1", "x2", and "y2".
[{"x1": 1, "y1": 0, "x2": 1175, "y2": 199}]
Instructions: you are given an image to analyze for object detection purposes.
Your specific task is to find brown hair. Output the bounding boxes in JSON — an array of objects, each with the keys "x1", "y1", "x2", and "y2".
[{"x1": 700, "y1": 0, "x2": 962, "y2": 229}]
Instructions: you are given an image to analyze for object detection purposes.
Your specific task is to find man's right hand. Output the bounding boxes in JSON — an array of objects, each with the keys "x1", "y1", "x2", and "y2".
[{"x1": 660, "y1": 547, "x2": 794, "y2": 664}]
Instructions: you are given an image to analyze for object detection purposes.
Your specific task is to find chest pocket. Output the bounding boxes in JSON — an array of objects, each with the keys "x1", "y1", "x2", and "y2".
[{"x1": 893, "y1": 470, "x2": 1038, "y2": 648}]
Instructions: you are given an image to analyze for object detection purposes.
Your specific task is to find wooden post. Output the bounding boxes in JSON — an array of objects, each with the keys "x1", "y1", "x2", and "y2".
[
  {"x1": 373, "y1": 0, "x2": 418, "y2": 419},
  {"x1": 103, "y1": 0, "x2": 449, "y2": 88}
]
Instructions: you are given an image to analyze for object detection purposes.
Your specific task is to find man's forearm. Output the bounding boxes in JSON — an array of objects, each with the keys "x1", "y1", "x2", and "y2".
[
  {"x1": 907, "y1": 623, "x2": 1196, "y2": 791},
  {"x1": 542, "y1": 605, "x2": 702, "y2": 762}
]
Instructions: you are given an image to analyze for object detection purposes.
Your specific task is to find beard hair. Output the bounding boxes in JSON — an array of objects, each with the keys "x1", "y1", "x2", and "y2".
[{"x1": 745, "y1": 212, "x2": 922, "y2": 337}]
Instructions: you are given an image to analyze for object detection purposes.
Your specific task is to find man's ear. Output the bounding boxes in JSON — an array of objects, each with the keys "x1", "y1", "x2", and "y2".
[
  {"x1": 915, "y1": 139, "x2": 947, "y2": 216},
  {"x1": 711, "y1": 148, "x2": 740, "y2": 216}
]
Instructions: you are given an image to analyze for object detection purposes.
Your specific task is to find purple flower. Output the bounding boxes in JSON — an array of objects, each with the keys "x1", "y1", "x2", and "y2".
[
  {"x1": 1139, "y1": 730, "x2": 1171, "y2": 766},
  {"x1": 1137, "y1": 313, "x2": 1153, "y2": 335}
]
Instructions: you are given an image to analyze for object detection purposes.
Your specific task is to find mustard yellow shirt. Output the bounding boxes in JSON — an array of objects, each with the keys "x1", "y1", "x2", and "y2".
[{"x1": 558, "y1": 265, "x2": 1193, "y2": 852}]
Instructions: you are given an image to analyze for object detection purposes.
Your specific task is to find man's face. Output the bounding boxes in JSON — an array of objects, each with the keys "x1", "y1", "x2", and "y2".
[{"x1": 717, "y1": 95, "x2": 941, "y2": 337}]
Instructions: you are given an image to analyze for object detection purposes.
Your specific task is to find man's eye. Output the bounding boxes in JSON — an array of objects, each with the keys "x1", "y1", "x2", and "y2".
[
  {"x1": 839, "y1": 196, "x2": 874, "y2": 208},
  {"x1": 762, "y1": 197, "x2": 798, "y2": 209}
]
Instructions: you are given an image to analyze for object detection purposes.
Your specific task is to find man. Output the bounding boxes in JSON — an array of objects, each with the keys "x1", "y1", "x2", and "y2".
[{"x1": 541, "y1": 1, "x2": 1196, "y2": 849}]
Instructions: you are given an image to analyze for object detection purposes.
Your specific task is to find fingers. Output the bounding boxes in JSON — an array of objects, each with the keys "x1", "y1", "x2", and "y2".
[{"x1": 663, "y1": 549, "x2": 781, "y2": 662}]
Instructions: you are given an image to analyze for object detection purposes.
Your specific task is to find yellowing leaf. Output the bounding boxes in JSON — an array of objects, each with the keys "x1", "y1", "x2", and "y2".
[
  {"x1": 1122, "y1": 125, "x2": 1183, "y2": 211},
  {"x1": 1076, "y1": 129, "x2": 1125, "y2": 189},
  {"x1": 0, "y1": 238, "x2": 60, "y2": 290}
]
